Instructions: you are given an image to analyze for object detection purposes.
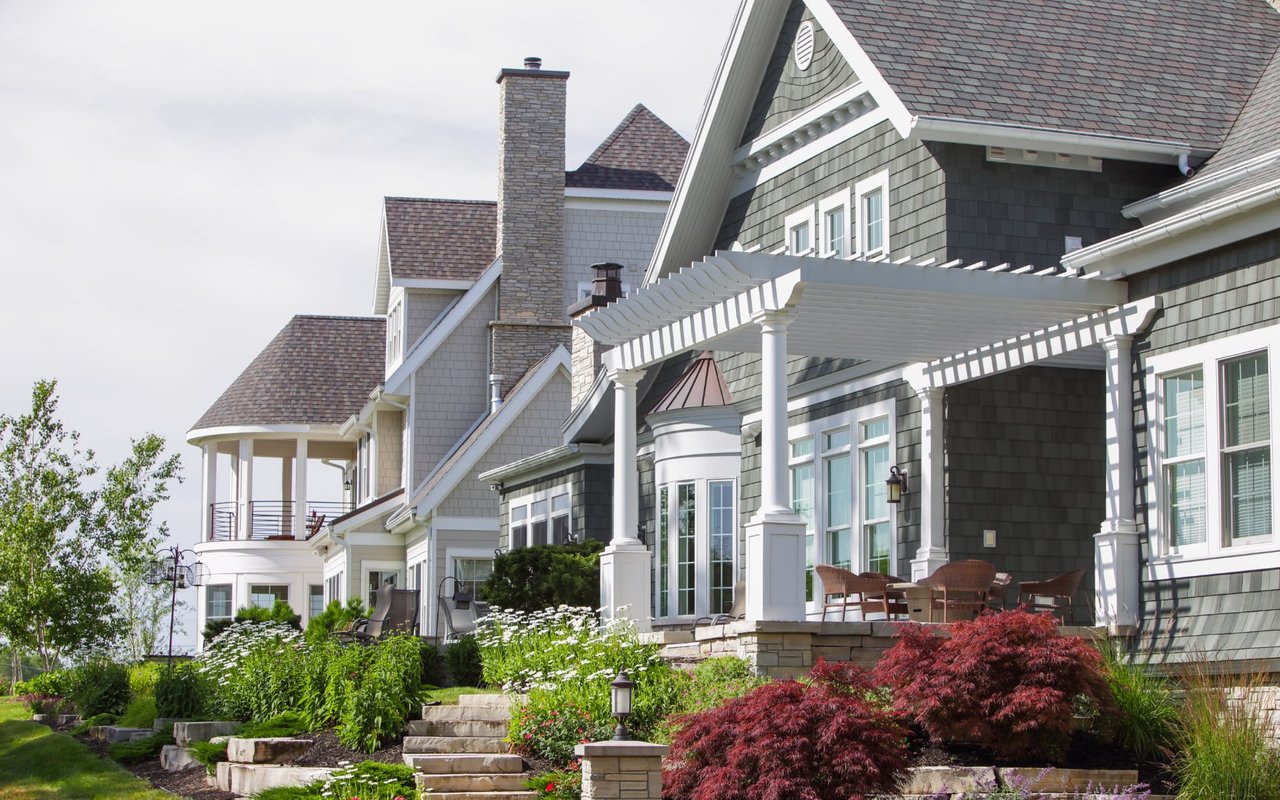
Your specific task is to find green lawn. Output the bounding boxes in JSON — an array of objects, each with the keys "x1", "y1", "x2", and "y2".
[
  {"x1": 421, "y1": 685, "x2": 489, "y2": 704},
  {"x1": 0, "y1": 698, "x2": 170, "y2": 800}
]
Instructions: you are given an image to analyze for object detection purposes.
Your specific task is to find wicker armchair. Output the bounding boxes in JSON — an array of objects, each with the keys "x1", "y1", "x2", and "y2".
[
  {"x1": 1017, "y1": 568, "x2": 1085, "y2": 623},
  {"x1": 815, "y1": 564, "x2": 907, "y2": 621},
  {"x1": 922, "y1": 560, "x2": 997, "y2": 622}
]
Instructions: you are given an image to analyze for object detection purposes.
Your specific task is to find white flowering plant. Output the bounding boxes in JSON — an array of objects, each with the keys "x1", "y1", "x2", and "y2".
[{"x1": 199, "y1": 620, "x2": 308, "y2": 721}]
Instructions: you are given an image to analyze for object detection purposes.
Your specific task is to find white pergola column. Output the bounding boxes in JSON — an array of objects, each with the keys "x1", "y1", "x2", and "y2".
[
  {"x1": 600, "y1": 367, "x2": 650, "y2": 631},
  {"x1": 201, "y1": 444, "x2": 217, "y2": 542},
  {"x1": 237, "y1": 438, "x2": 254, "y2": 540},
  {"x1": 911, "y1": 386, "x2": 948, "y2": 579},
  {"x1": 745, "y1": 310, "x2": 806, "y2": 621},
  {"x1": 293, "y1": 438, "x2": 309, "y2": 539},
  {"x1": 281, "y1": 455, "x2": 293, "y2": 536},
  {"x1": 1096, "y1": 334, "x2": 1141, "y2": 632}
]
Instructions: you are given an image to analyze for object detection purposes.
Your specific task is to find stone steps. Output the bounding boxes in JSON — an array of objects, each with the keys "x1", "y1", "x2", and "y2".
[
  {"x1": 417, "y1": 793, "x2": 537, "y2": 800},
  {"x1": 403, "y1": 695, "x2": 533, "y2": 799},
  {"x1": 407, "y1": 754, "x2": 526, "y2": 774},
  {"x1": 404, "y1": 735, "x2": 510, "y2": 754},
  {"x1": 422, "y1": 704, "x2": 511, "y2": 722},
  {"x1": 415, "y1": 772, "x2": 532, "y2": 791},
  {"x1": 408, "y1": 719, "x2": 508, "y2": 737}
]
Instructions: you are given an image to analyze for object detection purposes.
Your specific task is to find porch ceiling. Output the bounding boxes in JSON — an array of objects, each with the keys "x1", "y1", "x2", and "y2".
[{"x1": 579, "y1": 251, "x2": 1129, "y2": 371}]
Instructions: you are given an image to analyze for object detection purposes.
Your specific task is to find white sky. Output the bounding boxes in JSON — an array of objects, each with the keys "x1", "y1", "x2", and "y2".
[{"x1": 0, "y1": 1, "x2": 739, "y2": 650}]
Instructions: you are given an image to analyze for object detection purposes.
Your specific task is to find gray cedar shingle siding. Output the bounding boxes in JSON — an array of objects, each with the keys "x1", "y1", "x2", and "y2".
[
  {"x1": 499, "y1": 463, "x2": 612, "y2": 550},
  {"x1": 1128, "y1": 230, "x2": 1280, "y2": 663},
  {"x1": 192, "y1": 315, "x2": 385, "y2": 430},
  {"x1": 944, "y1": 367, "x2": 1106, "y2": 624},
  {"x1": 383, "y1": 198, "x2": 497, "y2": 282},
  {"x1": 831, "y1": 0, "x2": 1280, "y2": 151},
  {"x1": 739, "y1": 0, "x2": 857, "y2": 146},
  {"x1": 566, "y1": 105, "x2": 689, "y2": 192}
]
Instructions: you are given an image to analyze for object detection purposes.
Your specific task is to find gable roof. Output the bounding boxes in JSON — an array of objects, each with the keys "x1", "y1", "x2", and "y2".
[
  {"x1": 832, "y1": 0, "x2": 1280, "y2": 152},
  {"x1": 191, "y1": 315, "x2": 385, "y2": 433},
  {"x1": 566, "y1": 104, "x2": 690, "y2": 191},
  {"x1": 1196, "y1": 45, "x2": 1280, "y2": 178},
  {"x1": 383, "y1": 197, "x2": 497, "y2": 282}
]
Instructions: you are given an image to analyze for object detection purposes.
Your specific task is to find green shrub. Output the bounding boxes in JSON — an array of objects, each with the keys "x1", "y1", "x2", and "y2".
[
  {"x1": 654, "y1": 657, "x2": 768, "y2": 743},
  {"x1": 190, "y1": 738, "x2": 232, "y2": 775},
  {"x1": 70, "y1": 712, "x2": 116, "y2": 735},
  {"x1": 481, "y1": 541, "x2": 604, "y2": 612},
  {"x1": 251, "y1": 786, "x2": 323, "y2": 800},
  {"x1": 1102, "y1": 647, "x2": 1177, "y2": 761},
  {"x1": 117, "y1": 696, "x2": 157, "y2": 728},
  {"x1": 15, "y1": 669, "x2": 74, "y2": 698},
  {"x1": 444, "y1": 635, "x2": 483, "y2": 687},
  {"x1": 20, "y1": 693, "x2": 69, "y2": 715},
  {"x1": 320, "y1": 761, "x2": 418, "y2": 800},
  {"x1": 337, "y1": 636, "x2": 427, "y2": 752},
  {"x1": 68, "y1": 659, "x2": 131, "y2": 717},
  {"x1": 304, "y1": 598, "x2": 367, "y2": 645},
  {"x1": 128, "y1": 661, "x2": 162, "y2": 699},
  {"x1": 200, "y1": 620, "x2": 306, "y2": 720},
  {"x1": 108, "y1": 731, "x2": 173, "y2": 765},
  {"x1": 525, "y1": 766, "x2": 582, "y2": 800},
  {"x1": 205, "y1": 601, "x2": 302, "y2": 644},
  {"x1": 1174, "y1": 664, "x2": 1280, "y2": 800},
  {"x1": 155, "y1": 662, "x2": 208, "y2": 719}
]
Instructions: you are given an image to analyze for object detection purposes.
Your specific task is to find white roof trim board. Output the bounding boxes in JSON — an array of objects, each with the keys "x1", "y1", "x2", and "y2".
[{"x1": 581, "y1": 250, "x2": 1128, "y2": 372}]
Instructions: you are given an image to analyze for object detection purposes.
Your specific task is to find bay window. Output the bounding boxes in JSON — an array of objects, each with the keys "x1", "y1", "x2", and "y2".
[{"x1": 654, "y1": 478, "x2": 738, "y2": 619}]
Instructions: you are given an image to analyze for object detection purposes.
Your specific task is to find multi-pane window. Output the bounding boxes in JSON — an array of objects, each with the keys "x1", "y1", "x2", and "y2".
[
  {"x1": 824, "y1": 206, "x2": 847, "y2": 257},
  {"x1": 530, "y1": 499, "x2": 549, "y2": 546},
  {"x1": 863, "y1": 189, "x2": 884, "y2": 253},
  {"x1": 1163, "y1": 370, "x2": 1206, "y2": 546},
  {"x1": 551, "y1": 493, "x2": 571, "y2": 544},
  {"x1": 676, "y1": 482, "x2": 697, "y2": 616},
  {"x1": 510, "y1": 505, "x2": 528, "y2": 549},
  {"x1": 454, "y1": 558, "x2": 493, "y2": 598},
  {"x1": 367, "y1": 570, "x2": 399, "y2": 608},
  {"x1": 249, "y1": 584, "x2": 288, "y2": 610},
  {"x1": 656, "y1": 487, "x2": 670, "y2": 617},
  {"x1": 325, "y1": 573, "x2": 343, "y2": 604},
  {"x1": 308, "y1": 585, "x2": 324, "y2": 620},
  {"x1": 709, "y1": 480, "x2": 736, "y2": 615},
  {"x1": 790, "y1": 222, "x2": 811, "y2": 254},
  {"x1": 785, "y1": 174, "x2": 889, "y2": 259},
  {"x1": 1223, "y1": 354, "x2": 1270, "y2": 541},
  {"x1": 206, "y1": 584, "x2": 233, "y2": 621},
  {"x1": 508, "y1": 491, "x2": 572, "y2": 549},
  {"x1": 789, "y1": 409, "x2": 896, "y2": 606}
]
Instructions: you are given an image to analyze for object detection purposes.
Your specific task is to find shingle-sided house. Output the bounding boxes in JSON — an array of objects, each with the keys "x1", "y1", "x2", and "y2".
[
  {"x1": 189, "y1": 59, "x2": 689, "y2": 644},
  {"x1": 490, "y1": 0, "x2": 1280, "y2": 671}
]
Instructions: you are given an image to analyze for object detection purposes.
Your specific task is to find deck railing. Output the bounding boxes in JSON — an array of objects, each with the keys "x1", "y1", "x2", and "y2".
[{"x1": 206, "y1": 499, "x2": 352, "y2": 541}]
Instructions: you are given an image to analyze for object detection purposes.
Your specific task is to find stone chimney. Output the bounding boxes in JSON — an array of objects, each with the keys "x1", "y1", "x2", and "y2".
[
  {"x1": 491, "y1": 56, "x2": 572, "y2": 398},
  {"x1": 568, "y1": 262, "x2": 626, "y2": 408}
]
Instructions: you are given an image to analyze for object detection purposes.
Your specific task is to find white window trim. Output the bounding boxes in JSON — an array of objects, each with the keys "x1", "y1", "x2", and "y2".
[
  {"x1": 818, "y1": 188, "x2": 852, "y2": 259},
  {"x1": 855, "y1": 171, "x2": 890, "y2": 258},
  {"x1": 386, "y1": 298, "x2": 404, "y2": 370},
  {"x1": 787, "y1": 398, "x2": 898, "y2": 616},
  {"x1": 1145, "y1": 323, "x2": 1278, "y2": 580},
  {"x1": 205, "y1": 583, "x2": 234, "y2": 621},
  {"x1": 654, "y1": 477, "x2": 738, "y2": 621},
  {"x1": 363, "y1": 560, "x2": 404, "y2": 606},
  {"x1": 784, "y1": 205, "x2": 816, "y2": 256},
  {"x1": 445, "y1": 547, "x2": 496, "y2": 590},
  {"x1": 508, "y1": 484, "x2": 573, "y2": 548}
]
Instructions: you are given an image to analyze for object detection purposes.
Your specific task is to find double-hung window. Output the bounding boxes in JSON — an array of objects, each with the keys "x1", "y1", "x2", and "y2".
[
  {"x1": 819, "y1": 190, "x2": 851, "y2": 258},
  {"x1": 206, "y1": 584, "x2": 233, "y2": 623},
  {"x1": 325, "y1": 572, "x2": 343, "y2": 604},
  {"x1": 654, "y1": 479, "x2": 738, "y2": 619},
  {"x1": 508, "y1": 489, "x2": 573, "y2": 549},
  {"x1": 789, "y1": 403, "x2": 897, "y2": 612},
  {"x1": 249, "y1": 584, "x2": 288, "y2": 610},
  {"x1": 855, "y1": 172, "x2": 890, "y2": 257},
  {"x1": 1149, "y1": 326, "x2": 1276, "y2": 571},
  {"x1": 785, "y1": 206, "x2": 815, "y2": 256}
]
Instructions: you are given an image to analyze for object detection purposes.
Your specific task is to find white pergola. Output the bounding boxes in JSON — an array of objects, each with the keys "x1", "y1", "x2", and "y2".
[{"x1": 578, "y1": 250, "x2": 1159, "y2": 631}]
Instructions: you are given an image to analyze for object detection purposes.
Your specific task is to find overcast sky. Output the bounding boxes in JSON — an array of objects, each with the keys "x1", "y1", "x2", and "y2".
[{"x1": 0, "y1": 1, "x2": 738, "y2": 649}]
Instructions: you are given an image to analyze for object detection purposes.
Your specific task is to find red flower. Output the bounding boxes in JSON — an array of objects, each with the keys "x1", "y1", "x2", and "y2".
[{"x1": 546, "y1": 782, "x2": 556, "y2": 792}]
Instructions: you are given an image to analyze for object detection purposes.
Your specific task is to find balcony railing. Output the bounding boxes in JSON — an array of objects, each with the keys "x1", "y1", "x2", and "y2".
[{"x1": 207, "y1": 499, "x2": 352, "y2": 541}]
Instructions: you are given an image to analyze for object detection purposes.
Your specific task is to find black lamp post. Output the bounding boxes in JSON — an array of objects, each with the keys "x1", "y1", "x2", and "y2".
[
  {"x1": 610, "y1": 669, "x2": 635, "y2": 740},
  {"x1": 885, "y1": 466, "x2": 908, "y2": 504},
  {"x1": 144, "y1": 545, "x2": 205, "y2": 666}
]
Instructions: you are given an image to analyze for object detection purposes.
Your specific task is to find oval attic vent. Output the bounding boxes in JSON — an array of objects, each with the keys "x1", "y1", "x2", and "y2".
[{"x1": 794, "y1": 21, "x2": 815, "y2": 70}]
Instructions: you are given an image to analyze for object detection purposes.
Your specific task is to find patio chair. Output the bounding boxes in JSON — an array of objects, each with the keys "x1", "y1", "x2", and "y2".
[
  {"x1": 693, "y1": 581, "x2": 747, "y2": 628},
  {"x1": 1018, "y1": 568, "x2": 1085, "y2": 623},
  {"x1": 859, "y1": 571, "x2": 909, "y2": 617},
  {"x1": 987, "y1": 572, "x2": 1014, "y2": 610},
  {"x1": 816, "y1": 564, "x2": 907, "y2": 621},
  {"x1": 438, "y1": 576, "x2": 487, "y2": 643},
  {"x1": 922, "y1": 560, "x2": 997, "y2": 622},
  {"x1": 305, "y1": 511, "x2": 326, "y2": 538},
  {"x1": 336, "y1": 583, "x2": 393, "y2": 643}
]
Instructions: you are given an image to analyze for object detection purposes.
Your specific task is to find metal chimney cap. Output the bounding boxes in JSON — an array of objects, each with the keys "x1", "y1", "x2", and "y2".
[{"x1": 524, "y1": 56, "x2": 542, "y2": 69}]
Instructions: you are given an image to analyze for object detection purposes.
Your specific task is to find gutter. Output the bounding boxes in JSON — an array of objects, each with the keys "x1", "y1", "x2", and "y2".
[
  {"x1": 912, "y1": 116, "x2": 1199, "y2": 165},
  {"x1": 1122, "y1": 149, "x2": 1280, "y2": 219}
]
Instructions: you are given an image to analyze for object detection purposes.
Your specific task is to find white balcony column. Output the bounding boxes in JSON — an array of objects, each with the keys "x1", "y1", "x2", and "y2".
[
  {"x1": 237, "y1": 438, "x2": 254, "y2": 540},
  {"x1": 201, "y1": 444, "x2": 217, "y2": 542},
  {"x1": 281, "y1": 455, "x2": 293, "y2": 536},
  {"x1": 745, "y1": 309, "x2": 806, "y2": 621},
  {"x1": 293, "y1": 438, "x2": 309, "y2": 539},
  {"x1": 600, "y1": 367, "x2": 650, "y2": 631},
  {"x1": 1096, "y1": 334, "x2": 1140, "y2": 632},
  {"x1": 911, "y1": 386, "x2": 948, "y2": 580}
]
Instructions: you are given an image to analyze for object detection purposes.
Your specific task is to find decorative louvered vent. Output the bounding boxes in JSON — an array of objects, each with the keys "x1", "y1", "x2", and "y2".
[{"x1": 794, "y1": 21, "x2": 815, "y2": 70}]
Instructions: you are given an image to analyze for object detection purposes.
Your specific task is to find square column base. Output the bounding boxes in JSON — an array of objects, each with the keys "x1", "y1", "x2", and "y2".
[
  {"x1": 1095, "y1": 520, "x2": 1141, "y2": 631},
  {"x1": 600, "y1": 543, "x2": 651, "y2": 633},
  {"x1": 745, "y1": 514, "x2": 807, "y2": 621},
  {"x1": 910, "y1": 547, "x2": 948, "y2": 581}
]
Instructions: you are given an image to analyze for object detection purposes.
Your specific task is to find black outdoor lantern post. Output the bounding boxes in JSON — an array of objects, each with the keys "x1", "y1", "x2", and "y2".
[
  {"x1": 610, "y1": 669, "x2": 635, "y2": 740},
  {"x1": 885, "y1": 465, "x2": 908, "y2": 504},
  {"x1": 144, "y1": 545, "x2": 205, "y2": 666}
]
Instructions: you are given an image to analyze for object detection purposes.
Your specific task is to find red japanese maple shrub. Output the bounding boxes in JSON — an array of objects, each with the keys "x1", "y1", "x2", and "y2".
[
  {"x1": 871, "y1": 610, "x2": 1113, "y2": 762},
  {"x1": 664, "y1": 659, "x2": 909, "y2": 800}
]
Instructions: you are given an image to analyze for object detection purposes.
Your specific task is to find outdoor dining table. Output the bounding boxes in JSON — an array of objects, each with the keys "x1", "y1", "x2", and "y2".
[{"x1": 888, "y1": 573, "x2": 1010, "y2": 623}]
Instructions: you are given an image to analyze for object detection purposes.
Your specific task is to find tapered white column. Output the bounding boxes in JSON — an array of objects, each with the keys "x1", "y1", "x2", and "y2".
[
  {"x1": 293, "y1": 438, "x2": 309, "y2": 539},
  {"x1": 600, "y1": 367, "x2": 649, "y2": 631},
  {"x1": 1096, "y1": 335, "x2": 1140, "y2": 631},
  {"x1": 201, "y1": 444, "x2": 217, "y2": 542},
  {"x1": 746, "y1": 310, "x2": 806, "y2": 621},
  {"x1": 237, "y1": 438, "x2": 254, "y2": 540},
  {"x1": 911, "y1": 386, "x2": 948, "y2": 579}
]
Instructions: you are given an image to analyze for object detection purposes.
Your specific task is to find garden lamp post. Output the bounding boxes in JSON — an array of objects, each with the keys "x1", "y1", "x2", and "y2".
[
  {"x1": 144, "y1": 545, "x2": 205, "y2": 666},
  {"x1": 610, "y1": 669, "x2": 635, "y2": 740}
]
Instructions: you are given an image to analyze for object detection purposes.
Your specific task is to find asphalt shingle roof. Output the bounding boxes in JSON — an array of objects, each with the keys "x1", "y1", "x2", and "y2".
[
  {"x1": 192, "y1": 315, "x2": 385, "y2": 431},
  {"x1": 384, "y1": 197, "x2": 497, "y2": 282},
  {"x1": 1197, "y1": 45, "x2": 1280, "y2": 176},
  {"x1": 566, "y1": 104, "x2": 689, "y2": 191},
  {"x1": 832, "y1": 0, "x2": 1280, "y2": 151}
]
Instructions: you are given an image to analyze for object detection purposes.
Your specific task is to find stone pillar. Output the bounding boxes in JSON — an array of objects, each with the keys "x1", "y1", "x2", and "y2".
[
  {"x1": 601, "y1": 368, "x2": 650, "y2": 631},
  {"x1": 201, "y1": 444, "x2": 217, "y2": 542},
  {"x1": 575, "y1": 740, "x2": 669, "y2": 800},
  {"x1": 911, "y1": 386, "x2": 948, "y2": 580},
  {"x1": 237, "y1": 439, "x2": 254, "y2": 540},
  {"x1": 745, "y1": 311, "x2": 806, "y2": 621},
  {"x1": 293, "y1": 438, "x2": 309, "y2": 540},
  {"x1": 1096, "y1": 335, "x2": 1140, "y2": 632}
]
